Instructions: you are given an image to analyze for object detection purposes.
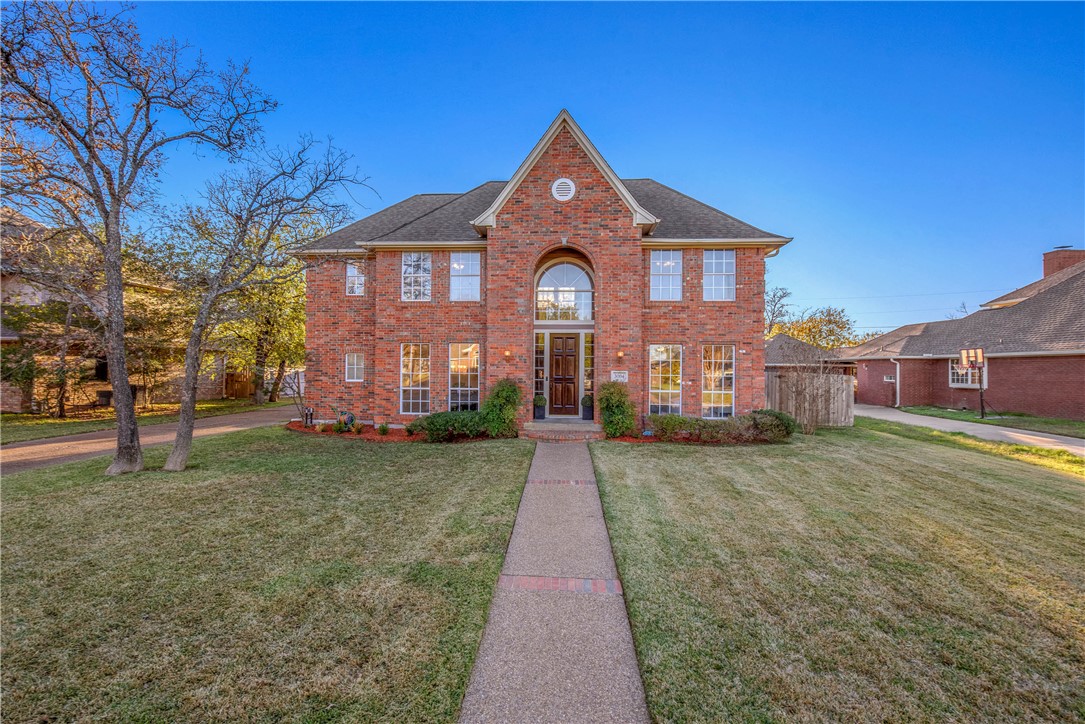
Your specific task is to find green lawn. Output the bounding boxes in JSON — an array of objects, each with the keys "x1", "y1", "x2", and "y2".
[
  {"x1": 0, "y1": 399, "x2": 291, "y2": 445},
  {"x1": 901, "y1": 405, "x2": 1085, "y2": 439},
  {"x1": 1, "y1": 428, "x2": 534, "y2": 722},
  {"x1": 592, "y1": 420, "x2": 1085, "y2": 722}
]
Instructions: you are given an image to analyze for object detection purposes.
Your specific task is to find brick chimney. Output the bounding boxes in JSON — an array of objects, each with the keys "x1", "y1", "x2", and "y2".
[{"x1": 1043, "y1": 248, "x2": 1085, "y2": 277}]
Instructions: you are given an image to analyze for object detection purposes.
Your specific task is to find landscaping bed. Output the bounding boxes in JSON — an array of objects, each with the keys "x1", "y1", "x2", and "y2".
[
  {"x1": 591, "y1": 422, "x2": 1084, "y2": 721},
  {"x1": 285, "y1": 420, "x2": 416, "y2": 442},
  {"x1": 1, "y1": 427, "x2": 535, "y2": 721}
]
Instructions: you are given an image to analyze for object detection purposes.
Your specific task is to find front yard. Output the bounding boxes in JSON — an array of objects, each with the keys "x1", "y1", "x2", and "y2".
[
  {"x1": 900, "y1": 404, "x2": 1085, "y2": 439},
  {"x1": 592, "y1": 419, "x2": 1084, "y2": 721},
  {"x1": 0, "y1": 398, "x2": 292, "y2": 445},
  {"x1": 1, "y1": 429, "x2": 534, "y2": 721}
]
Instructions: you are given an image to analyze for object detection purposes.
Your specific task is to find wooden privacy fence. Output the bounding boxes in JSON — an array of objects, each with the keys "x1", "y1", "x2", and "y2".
[{"x1": 765, "y1": 371, "x2": 854, "y2": 427}]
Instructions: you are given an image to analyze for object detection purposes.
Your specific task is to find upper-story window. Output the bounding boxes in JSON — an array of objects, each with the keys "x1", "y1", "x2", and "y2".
[
  {"x1": 703, "y1": 250, "x2": 735, "y2": 301},
  {"x1": 535, "y1": 262, "x2": 593, "y2": 321},
  {"x1": 450, "y1": 251, "x2": 481, "y2": 301},
  {"x1": 650, "y1": 250, "x2": 682, "y2": 301},
  {"x1": 345, "y1": 262, "x2": 365, "y2": 296},
  {"x1": 401, "y1": 252, "x2": 431, "y2": 302}
]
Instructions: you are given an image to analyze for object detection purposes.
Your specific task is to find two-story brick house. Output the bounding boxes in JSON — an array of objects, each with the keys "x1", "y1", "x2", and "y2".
[{"x1": 299, "y1": 111, "x2": 791, "y2": 433}]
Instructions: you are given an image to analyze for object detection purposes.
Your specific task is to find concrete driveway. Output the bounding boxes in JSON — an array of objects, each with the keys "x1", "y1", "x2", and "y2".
[
  {"x1": 1, "y1": 406, "x2": 296, "y2": 474},
  {"x1": 856, "y1": 404, "x2": 1084, "y2": 456}
]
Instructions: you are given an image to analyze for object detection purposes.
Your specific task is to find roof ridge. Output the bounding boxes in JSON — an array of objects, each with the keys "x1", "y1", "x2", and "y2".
[
  {"x1": 633, "y1": 178, "x2": 786, "y2": 239},
  {"x1": 369, "y1": 182, "x2": 494, "y2": 242}
]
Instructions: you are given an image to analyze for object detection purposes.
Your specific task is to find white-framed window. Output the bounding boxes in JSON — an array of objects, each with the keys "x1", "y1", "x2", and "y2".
[
  {"x1": 345, "y1": 262, "x2": 365, "y2": 296},
  {"x1": 344, "y1": 353, "x2": 365, "y2": 382},
  {"x1": 650, "y1": 250, "x2": 682, "y2": 301},
  {"x1": 649, "y1": 344, "x2": 682, "y2": 415},
  {"x1": 703, "y1": 250, "x2": 735, "y2": 301},
  {"x1": 401, "y1": 252, "x2": 432, "y2": 301},
  {"x1": 949, "y1": 360, "x2": 987, "y2": 389},
  {"x1": 701, "y1": 345, "x2": 735, "y2": 418},
  {"x1": 449, "y1": 343, "x2": 480, "y2": 411},
  {"x1": 400, "y1": 343, "x2": 430, "y2": 414},
  {"x1": 535, "y1": 262, "x2": 593, "y2": 320},
  {"x1": 883, "y1": 374, "x2": 896, "y2": 383},
  {"x1": 450, "y1": 251, "x2": 481, "y2": 301}
]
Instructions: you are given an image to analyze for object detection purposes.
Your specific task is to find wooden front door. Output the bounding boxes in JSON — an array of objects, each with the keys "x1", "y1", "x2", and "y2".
[{"x1": 549, "y1": 334, "x2": 579, "y2": 415}]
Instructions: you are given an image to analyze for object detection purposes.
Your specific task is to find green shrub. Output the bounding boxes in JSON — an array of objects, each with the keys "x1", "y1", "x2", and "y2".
[
  {"x1": 646, "y1": 412, "x2": 794, "y2": 445},
  {"x1": 331, "y1": 422, "x2": 347, "y2": 434},
  {"x1": 481, "y1": 378, "x2": 522, "y2": 438},
  {"x1": 377, "y1": 423, "x2": 389, "y2": 436},
  {"x1": 532, "y1": 395, "x2": 547, "y2": 408},
  {"x1": 753, "y1": 408, "x2": 798, "y2": 437},
  {"x1": 406, "y1": 410, "x2": 486, "y2": 443},
  {"x1": 581, "y1": 394, "x2": 593, "y2": 408},
  {"x1": 598, "y1": 382, "x2": 636, "y2": 438}
]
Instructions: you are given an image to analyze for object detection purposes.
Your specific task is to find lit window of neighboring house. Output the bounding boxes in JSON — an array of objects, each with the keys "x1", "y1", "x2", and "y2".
[
  {"x1": 450, "y1": 252, "x2": 481, "y2": 301},
  {"x1": 949, "y1": 360, "x2": 986, "y2": 388},
  {"x1": 649, "y1": 250, "x2": 682, "y2": 301},
  {"x1": 401, "y1": 252, "x2": 432, "y2": 301},
  {"x1": 345, "y1": 262, "x2": 365, "y2": 295},
  {"x1": 649, "y1": 344, "x2": 682, "y2": 414},
  {"x1": 400, "y1": 343, "x2": 430, "y2": 414},
  {"x1": 701, "y1": 345, "x2": 735, "y2": 418},
  {"x1": 344, "y1": 353, "x2": 364, "y2": 382},
  {"x1": 703, "y1": 250, "x2": 735, "y2": 301}
]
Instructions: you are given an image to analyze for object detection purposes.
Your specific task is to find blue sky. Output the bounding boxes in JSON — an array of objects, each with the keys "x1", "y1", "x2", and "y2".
[{"x1": 133, "y1": 2, "x2": 1084, "y2": 333}]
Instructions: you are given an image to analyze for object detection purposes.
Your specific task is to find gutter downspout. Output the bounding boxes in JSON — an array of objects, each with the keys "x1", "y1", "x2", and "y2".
[{"x1": 890, "y1": 358, "x2": 901, "y2": 407}]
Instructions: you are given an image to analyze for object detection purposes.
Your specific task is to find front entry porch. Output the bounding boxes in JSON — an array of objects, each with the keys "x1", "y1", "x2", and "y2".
[
  {"x1": 533, "y1": 330, "x2": 595, "y2": 422},
  {"x1": 522, "y1": 418, "x2": 604, "y2": 442}
]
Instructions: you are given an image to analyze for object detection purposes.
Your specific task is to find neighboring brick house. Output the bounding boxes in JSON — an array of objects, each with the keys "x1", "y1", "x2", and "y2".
[
  {"x1": 838, "y1": 250, "x2": 1085, "y2": 420},
  {"x1": 299, "y1": 111, "x2": 792, "y2": 431}
]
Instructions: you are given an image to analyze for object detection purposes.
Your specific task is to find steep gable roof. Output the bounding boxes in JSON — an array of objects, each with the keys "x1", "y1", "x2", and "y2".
[
  {"x1": 470, "y1": 110, "x2": 659, "y2": 233},
  {"x1": 301, "y1": 179, "x2": 788, "y2": 253},
  {"x1": 838, "y1": 264, "x2": 1085, "y2": 360}
]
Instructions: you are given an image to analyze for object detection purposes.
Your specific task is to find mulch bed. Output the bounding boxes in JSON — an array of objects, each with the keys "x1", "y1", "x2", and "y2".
[
  {"x1": 285, "y1": 420, "x2": 417, "y2": 442},
  {"x1": 607, "y1": 434, "x2": 659, "y2": 444}
]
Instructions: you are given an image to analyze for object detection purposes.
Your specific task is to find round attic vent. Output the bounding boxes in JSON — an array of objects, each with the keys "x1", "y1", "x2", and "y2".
[{"x1": 551, "y1": 178, "x2": 576, "y2": 202}]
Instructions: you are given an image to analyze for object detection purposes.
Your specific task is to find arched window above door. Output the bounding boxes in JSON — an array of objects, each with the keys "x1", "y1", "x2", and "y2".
[{"x1": 535, "y1": 261, "x2": 593, "y2": 321}]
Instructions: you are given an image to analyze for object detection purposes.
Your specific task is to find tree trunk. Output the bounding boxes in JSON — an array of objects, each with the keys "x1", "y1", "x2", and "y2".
[
  {"x1": 164, "y1": 303, "x2": 215, "y2": 472},
  {"x1": 102, "y1": 224, "x2": 143, "y2": 475},
  {"x1": 268, "y1": 359, "x2": 287, "y2": 402},
  {"x1": 55, "y1": 303, "x2": 73, "y2": 418},
  {"x1": 251, "y1": 325, "x2": 271, "y2": 404}
]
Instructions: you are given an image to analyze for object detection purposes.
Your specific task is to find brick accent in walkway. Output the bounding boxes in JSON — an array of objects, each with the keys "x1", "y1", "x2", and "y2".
[{"x1": 459, "y1": 441, "x2": 648, "y2": 723}]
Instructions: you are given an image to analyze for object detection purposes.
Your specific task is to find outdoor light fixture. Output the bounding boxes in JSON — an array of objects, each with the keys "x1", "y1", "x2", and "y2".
[
  {"x1": 504, "y1": 350, "x2": 511, "y2": 358},
  {"x1": 617, "y1": 350, "x2": 624, "y2": 359}
]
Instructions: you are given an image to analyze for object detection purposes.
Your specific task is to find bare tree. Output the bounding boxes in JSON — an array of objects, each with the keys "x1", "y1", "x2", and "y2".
[
  {"x1": 156, "y1": 138, "x2": 363, "y2": 472},
  {"x1": 2, "y1": 1, "x2": 272, "y2": 473},
  {"x1": 764, "y1": 286, "x2": 792, "y2": 336}
]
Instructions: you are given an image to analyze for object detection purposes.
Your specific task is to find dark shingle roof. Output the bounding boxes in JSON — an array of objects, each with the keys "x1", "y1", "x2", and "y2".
[
  {"x1": 981, "y1": 259, "x2": 1085, "y2": 308},
  {"x1": 302, "y1": 179, "x2": 786, "y2": 252},
  {"x1": 765, "y1": 333, "x2": 840, "y2": 365},
  {"x1": 838, "y1": 265, "x2": 1085, "y2": 359}
]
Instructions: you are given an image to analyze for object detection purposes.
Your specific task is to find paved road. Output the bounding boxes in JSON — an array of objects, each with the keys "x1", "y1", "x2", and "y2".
[
  {"x1": 856, "y1": 404, "x2": 1085, "y2": 456},
  {"x1": 1, "y1": 407, "x2": 296, "y2": 474}
]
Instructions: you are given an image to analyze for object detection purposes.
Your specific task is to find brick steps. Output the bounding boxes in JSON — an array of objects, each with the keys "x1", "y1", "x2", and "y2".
[{"x1": 521, "y1": 421, "x2": 604, "y2": 442}]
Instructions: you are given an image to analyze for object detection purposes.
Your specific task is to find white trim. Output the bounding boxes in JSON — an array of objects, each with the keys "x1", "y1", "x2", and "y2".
[
  {"x1": 470, "y1": 110, "x2": 660, "y2": 233},
  {"x1": 534, "y1": 259, "x2": 595, "y2": 322},
  {"x1": 648, "y1": 343, "x2": 683, "y2": 415},
  {"x1": 345, "y1": 262, "x2": 365, "y2": 296},
  {"x1": 399, "y1": 343, "x2": 431, "y2": 415},
  {"x1": 400, "y1": 251, "x2": 432, "y2": 302},
  {"x1": 643, "y1": 237, "x2": 792, "y2": 246},
  {"x1": 890, "y1": 358, "x2": 901, "y2": 407},
  {"x1": 948, "y1": 359, "x2": 988, "y2": 389},
  {"x1": 649, "y1": 249, "x2": 683, "y2": 301},
  {"x1": 449, "y1": 251, "x2": 481, "y2": 302},
  {"x1": 344, "y1": 353, "x2": 365, "y2": 382},
  {"x1": 701, "y1": 344, "x2": 735, "y2": 418},
  {"x1": 702, "y1": 249, "x2": 736, "y2": 302},
  {"x1": 448, "y1": 342, "x2": 481, "y2": 411}
]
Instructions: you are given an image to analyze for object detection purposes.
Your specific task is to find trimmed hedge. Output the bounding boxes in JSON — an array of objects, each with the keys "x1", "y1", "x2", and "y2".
[
  {"x1": 598, "y1": 382, "x2": 636, "y2": 438},
  {"x1": 753, "y1": 408, "x2": 799, "y2": 437},
  {"x1": 406, "y1": 410, "x2": 485, "y2": 442},
  {"x1": 647, "y1": 412, "x2": 795, "y2": 444},
  {"x1": 406, "y1": 378, "x2": 523, "y2": 442}
]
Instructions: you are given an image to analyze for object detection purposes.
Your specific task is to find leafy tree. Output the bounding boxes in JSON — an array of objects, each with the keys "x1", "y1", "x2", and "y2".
[
  {"x1": 2, "y1": 0, "x2": 272, "y2": 473},
  {"x1": 770, "y1": 306, "x2": 881, "y2": 349}
]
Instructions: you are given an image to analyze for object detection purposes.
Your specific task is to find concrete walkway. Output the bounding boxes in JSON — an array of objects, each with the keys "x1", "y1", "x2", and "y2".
[
  {"x1": 1, "y1": 406, "x2": 296, "y2": 474},
  {"x1": 856, "y1": 404, "x2": 1085, "y2": 456},
  {"x1": 460, "y1": 442, "x2": 648, "y2": 723}
]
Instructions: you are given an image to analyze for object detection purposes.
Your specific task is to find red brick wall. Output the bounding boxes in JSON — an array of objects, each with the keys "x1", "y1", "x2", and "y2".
[
  {"x1": 856, "y1": 355, "x2": 1085, "y2": 420},
  {"x1": 304, "y1": 126, "x2": 771, "y2": 426}
]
